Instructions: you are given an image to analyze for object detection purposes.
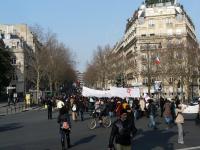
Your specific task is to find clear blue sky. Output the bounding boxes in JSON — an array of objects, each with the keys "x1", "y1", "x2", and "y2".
[{"x1": 1, "y1": 0, "x2": 199, "y2": 72}]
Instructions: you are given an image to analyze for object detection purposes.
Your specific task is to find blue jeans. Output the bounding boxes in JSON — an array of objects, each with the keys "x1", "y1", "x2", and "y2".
[
  {"x1": 60, "y1": 129, "x2": 70, "y2": 148},
  {"x1": 134, "y1": 110, "x2": 138, "y2": 120},
  {"x1": 149, "y1": 115, "x2": 156, "y2": 128},
  {"x1": 109, "y1": 111, "x2": 114, "y2": 117}
]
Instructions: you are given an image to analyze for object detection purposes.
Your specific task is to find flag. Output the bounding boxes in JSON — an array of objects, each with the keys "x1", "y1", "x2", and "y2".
[{"x1": 155, "y1": 57, "x2": 160, "y2": 64}]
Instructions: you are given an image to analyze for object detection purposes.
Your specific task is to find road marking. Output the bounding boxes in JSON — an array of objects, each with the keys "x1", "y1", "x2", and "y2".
[{"x1": 177, "y1": 146, "x2": 200, "y2": 150}]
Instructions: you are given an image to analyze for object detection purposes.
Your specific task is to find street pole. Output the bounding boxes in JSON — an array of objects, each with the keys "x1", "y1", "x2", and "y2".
[{"x1": 147, "y1": 43, "x2": 151, "y2": 96}]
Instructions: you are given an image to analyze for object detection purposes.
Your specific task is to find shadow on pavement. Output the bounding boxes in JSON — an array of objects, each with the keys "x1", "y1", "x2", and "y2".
[
  {"x1": 133, "y1": 128, "x2": 176, "y2": 150},
  {"x1": 73, "y1": 134, "x2": 96, "y2": 146},
  {"x1": 0, "y1": 123, "x2": 23, "y2": 132}
]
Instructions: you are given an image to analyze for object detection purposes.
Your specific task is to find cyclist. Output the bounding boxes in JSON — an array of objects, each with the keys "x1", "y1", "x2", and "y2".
[{"x1": 94, "y1": 99, "x2": 107, "y2": 124}]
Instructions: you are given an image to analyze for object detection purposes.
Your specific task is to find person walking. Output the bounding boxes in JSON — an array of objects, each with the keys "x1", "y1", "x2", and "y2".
[
  {"x1": 108, "y1": 109, "x2": 137, "y2": 150},
  {"x1": 47, "y1": 98, "x2": 53, "y2": 120},
  {"x1": 175, "y1": 102, "x2": 186, "y2": 144},
  {"x1": 139, "y1": 98, "x2": 146, "y2": 117},
  {"x1": 78, "y1": 99, "x2": 85, "y2": 121},
  {"x1": 57, "y1": 105, "x2": 72, "y2": 149},
  {"x1": 197, "y1": 98, "x2": 200, "y2": 120},
  {"x1": 163, "y1": 99, "x2": 173, "y2": 129},
  {"x1": 147, "y1": 99, "x2": 157, "y2": 130},
  {"x1": 159, "y1": 97, "x2": 165, "y2": 117}
]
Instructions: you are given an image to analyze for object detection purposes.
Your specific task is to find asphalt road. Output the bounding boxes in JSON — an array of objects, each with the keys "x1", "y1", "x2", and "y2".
[{"x1": 0, "y1": 109, "x2": 200, "y2": 150}]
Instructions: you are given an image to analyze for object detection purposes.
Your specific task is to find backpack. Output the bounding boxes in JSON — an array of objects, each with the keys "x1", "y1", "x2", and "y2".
[{"x1": 61, "y1": 121, "x2": 70, "y2": 130}]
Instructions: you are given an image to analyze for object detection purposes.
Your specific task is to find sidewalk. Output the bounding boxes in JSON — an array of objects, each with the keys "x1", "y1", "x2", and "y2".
[{"x1": 0, "y1": 102, "x2": 42, "y2": 116}]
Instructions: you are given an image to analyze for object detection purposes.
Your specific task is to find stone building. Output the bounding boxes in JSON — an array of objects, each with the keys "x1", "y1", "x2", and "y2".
[
  {"x1": 110, "y1": 1, "x2": 200, "y2": 99},
  {"x1": 0, "y1": 24, "x2": 35, "y2": 96}
]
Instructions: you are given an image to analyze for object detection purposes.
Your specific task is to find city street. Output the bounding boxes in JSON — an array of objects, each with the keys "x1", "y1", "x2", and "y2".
[{"x1": 0, "y1": 109, "x2": 200, "y2": 150}]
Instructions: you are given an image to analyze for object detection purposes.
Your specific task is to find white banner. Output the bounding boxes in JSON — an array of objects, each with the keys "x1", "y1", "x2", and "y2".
[
  {"x1": 182, "y1": 104, "x2": 199, "y2": 114},
  {"x1": 82, "y1": 86, "x2": 111, "y2": 98},
  {"x1": 82, "y1": 86, "x2": 140, "y2": 98}
]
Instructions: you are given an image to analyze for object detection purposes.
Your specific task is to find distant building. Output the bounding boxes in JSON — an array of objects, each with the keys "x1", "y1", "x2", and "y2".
[{"x1": 76, "y1": 71, "x2": 85, "y2": 87}]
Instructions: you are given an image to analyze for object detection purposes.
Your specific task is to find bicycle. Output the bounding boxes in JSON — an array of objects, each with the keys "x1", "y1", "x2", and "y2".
[{"x1": 88, "y1": 110, "x2": 112, "y2": 129}]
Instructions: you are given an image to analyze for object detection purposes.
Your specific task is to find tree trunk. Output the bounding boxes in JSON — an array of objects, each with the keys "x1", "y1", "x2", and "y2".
[
  {"x1": 36, "y1": 70, "x2": 40, "y2": 104},
  {"x1": 172, "y1": 79, "x2": 175, "y2": 97},
  {"x1": 55, "y1": 81, "x2": 59, "y2": 95},
  {"x1": 185, "y1": 78, "x2": 190, "y2": 104},
  {"x1": 49, "y1": 76, "x2": 53, "y2": 95}
]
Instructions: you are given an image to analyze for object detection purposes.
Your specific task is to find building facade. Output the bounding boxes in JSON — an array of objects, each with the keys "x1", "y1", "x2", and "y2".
[
  {"x1": 0, "y1": 24, "x2": 35, "y2": 96},
  {"x1": 110, "y1": 1, "x2": 200, "y2": 99},
  {"x1": 76, "y1": 71, "x2": 85, "y2": 87}
]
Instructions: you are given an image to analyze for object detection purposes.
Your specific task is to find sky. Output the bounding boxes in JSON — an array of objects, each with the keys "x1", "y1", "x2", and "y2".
[{"x1": 1, "y1": 0, "x2": 199, "y2": 72}]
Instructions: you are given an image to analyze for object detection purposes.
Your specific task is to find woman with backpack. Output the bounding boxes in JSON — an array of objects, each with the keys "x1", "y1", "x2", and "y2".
[{"x1": 57, "y1": 105, "x2": 72, "y2": 150}]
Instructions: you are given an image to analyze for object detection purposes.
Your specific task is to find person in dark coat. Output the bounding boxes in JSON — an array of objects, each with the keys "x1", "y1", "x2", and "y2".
[
  {"x1": 47, "y1": 98, "x2": 53, "y2": 120},
  {"x1": 108, "y1": 109, "x2": 137, "y2": 150},
  {"x1": 57, "y1": 105, "x2": 72, "y2": 149},
  {"x1": 160, "y1": 97, "x2": 165, "y2": 117},
  {"x1": 147, "y1": 99, "x2": 157, "y2": 130},
  {"x1": 78, "y1": 99, "x2": 85, "y2": 121}
]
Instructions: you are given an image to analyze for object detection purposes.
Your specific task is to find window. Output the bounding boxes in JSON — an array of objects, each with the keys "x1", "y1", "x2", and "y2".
[
  {"x1": 166, "y1": 18, "x2": 172, "y2": 24},
  {"x1": 176, "y1": 29, "x2": 182, "y2": 35},
  {"x1": 167, "y1": 29, "x2": 173, "y2": 35},
  {"x1": 176, "y1": 14, "x2": 183, "y2": 22},
  {"x1": 138, "y1": 17, "x2": 145, "y2": 25},
  {"x1": 143, "y1": 78, "x2": 148, "y2": 85},
  {"x1": 141, "y1": 34, "x2": 146, "y2": 37},
  {"x1": 17, "y1": 42, "x2": 20, "y2": 48},
  {"x1": 13, "y1": 29, "x2": 17, "y2": 35},
  {"x1": 12, "y1": 46, "x2": 17, "y2": 49},
  {"x1": 11, "y1": 58, "x2": 16, "y2": 65},
  {"x1": 142, "y1": 54, "x2": 147, "y2": 60},
  {"x1": 148, "y1": 20, "x2": 155, "y2": 27},
  {"x1": 150, "y1": 33, "x2": 155, "y2": 36},
  {"x1": 169, "y1": 77, "x2": 174, "y2": 83}
]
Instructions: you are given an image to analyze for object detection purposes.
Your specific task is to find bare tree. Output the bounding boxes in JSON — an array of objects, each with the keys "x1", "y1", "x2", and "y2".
[
  {"x1": 29, "y1": 25, "x2": 47, "y2": 102},
  {"x1": 30, "y1": 26, "x2": 76, "y2": 97},
  {"x1": 157, "y1": 41, "x2": 199, "y2": 102},
  {"x1": 43, "y1": 31, "x2": 76, "y2": 94},
  {"x1": 83, "y1": 45, "x2": 113, "y2": 89}
]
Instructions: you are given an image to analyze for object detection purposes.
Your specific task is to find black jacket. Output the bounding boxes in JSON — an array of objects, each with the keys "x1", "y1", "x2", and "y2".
[
  {"x1": 57, "y1": 113, "x2": 71, "y2": 131},
  {"x1": 108, "y1": 117, "x2": 137, "y2": 148},
  {"x1": 147, "y1": 102, "x2": 157, "y2": 117}
]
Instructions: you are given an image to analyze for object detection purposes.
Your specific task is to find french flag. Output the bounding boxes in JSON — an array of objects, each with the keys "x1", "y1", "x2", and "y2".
[{"x1": 155, "y1": 57, "x2": 160, "y2": 65}]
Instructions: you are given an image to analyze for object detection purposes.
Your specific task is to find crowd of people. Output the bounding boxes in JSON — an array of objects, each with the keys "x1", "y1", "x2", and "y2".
[{"x1": 41, "y1": 94, "x2": 199, "y2": 150}]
